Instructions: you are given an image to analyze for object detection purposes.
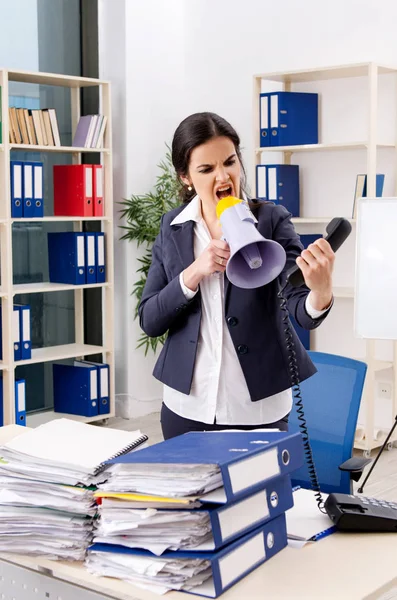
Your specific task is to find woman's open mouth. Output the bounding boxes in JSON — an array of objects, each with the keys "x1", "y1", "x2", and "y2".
[{"x1": 216, "y1": 185, "x2": 233, "y2": 199}]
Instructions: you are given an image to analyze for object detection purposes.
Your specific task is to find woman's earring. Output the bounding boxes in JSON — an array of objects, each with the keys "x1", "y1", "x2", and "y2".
[{"x1": 188, "y1": 185, "x2": 193, "y2": 191}]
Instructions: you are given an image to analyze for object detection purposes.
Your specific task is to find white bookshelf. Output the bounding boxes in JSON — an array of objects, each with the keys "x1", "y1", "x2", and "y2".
[
  {"x1": 0, "y1": 67, "x2": 115, "y2": 426},
  {"x1": 253, "y1": 61, "x2": 397, "y2": 455}
]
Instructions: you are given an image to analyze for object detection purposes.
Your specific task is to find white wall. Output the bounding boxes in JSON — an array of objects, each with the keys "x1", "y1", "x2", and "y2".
[{"x1": 99, "y1": 0, "x2": 397, "y2": 420}]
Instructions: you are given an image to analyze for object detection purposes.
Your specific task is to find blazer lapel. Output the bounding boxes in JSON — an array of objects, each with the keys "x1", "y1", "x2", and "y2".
[{"x1": 171, "y1": 220, "x2": 195, "y2": 271}]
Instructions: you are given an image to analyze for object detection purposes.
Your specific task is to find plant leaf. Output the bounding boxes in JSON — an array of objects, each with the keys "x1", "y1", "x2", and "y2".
[{"x1": 120, "y1": 146, "x2": 180, "y2": 353}]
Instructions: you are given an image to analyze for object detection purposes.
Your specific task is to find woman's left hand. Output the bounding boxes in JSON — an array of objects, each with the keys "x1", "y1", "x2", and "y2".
[{"x1": 296, "y1": 238, "x2": 335, "y2": 311}]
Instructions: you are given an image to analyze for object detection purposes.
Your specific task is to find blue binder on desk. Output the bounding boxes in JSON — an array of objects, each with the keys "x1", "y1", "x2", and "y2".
[
  {"x1": 269, "y1": 91, "x2": 318, "y2": 147},
  {"x1": 108, "y1": 431, "x2": 304, "y2": 504},
  {"x1": 94, "y1": 232, "x2": 106, "y2": 283},
  {"x1": 75, "y1": 360, "x2": 110, "y2": 415},
  {"x1": 15, "y1": 379, "x2": 26, "y2": 426},
  {"x1": 85, "y1": 232, "x2": 96, "y2": 284},
  {"x1": 89, "y1": 514, "x2": 288, "y2": 598},
  {"x1": 32, "y1": 161, "x2": 44, "y2": 218},
  {"x1": 256, "y1": 164, "x2": 300, "y2": 216},
  {"x1": 10, "y1": 161, "x2": 23, "y2": 218},
  {"x1": 53, "y1": 363, "x2": 98, "y2": 417},
  {"x1": 48, "y1": 232, "x2": 86, "y2": 285},
  {"x1": 98, "y1": 476, "x2": 293, "y2": 552}
]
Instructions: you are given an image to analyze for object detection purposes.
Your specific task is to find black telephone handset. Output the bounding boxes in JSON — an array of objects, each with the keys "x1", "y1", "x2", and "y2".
[
  {"x1": 325, "y1": 493, "x2": 397, "y2": 532},
  {"x1": 286, "y1": 217, "x2": 352, "y2": 288}
]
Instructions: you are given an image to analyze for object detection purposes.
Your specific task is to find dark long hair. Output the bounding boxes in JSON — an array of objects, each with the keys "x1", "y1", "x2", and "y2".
[{"x1": 171, "y1": 112, "x2": 248, "y2": 204}]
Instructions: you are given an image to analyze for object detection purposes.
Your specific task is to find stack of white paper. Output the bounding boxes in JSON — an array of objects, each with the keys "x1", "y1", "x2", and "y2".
[
  {"x1": 0, "y1": 418, "x2": 147, "y2": 486},
  {"x1": 86, "y1": 550, "x2": 212, "y2": 595},
  {"x1": 93, "y1": 506, "x2": 212, "y2": 555},
  {"x1": 0, "y1": 505, "x2": 93, "y2": 560},
  {"x1": 100, "y1": 463, "x2": 222, "y2": 497},
  {"x1": 0, "y1": 419, "x2": 148, "y2": 560}
]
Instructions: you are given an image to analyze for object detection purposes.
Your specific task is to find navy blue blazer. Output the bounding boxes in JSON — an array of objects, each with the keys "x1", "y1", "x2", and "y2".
[{"x1": 139, "y1": 201, "x2": 332, "y2": 402}]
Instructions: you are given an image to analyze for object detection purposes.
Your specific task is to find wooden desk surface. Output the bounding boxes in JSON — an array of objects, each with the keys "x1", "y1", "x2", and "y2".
[{"x1": 2, "y1": 530, "x2": 397, "y2": 600}]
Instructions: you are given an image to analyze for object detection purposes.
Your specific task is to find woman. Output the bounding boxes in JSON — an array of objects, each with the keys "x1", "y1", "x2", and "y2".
[{"x1": 139, "y1": 112, "x2": 334, "y2": 440}]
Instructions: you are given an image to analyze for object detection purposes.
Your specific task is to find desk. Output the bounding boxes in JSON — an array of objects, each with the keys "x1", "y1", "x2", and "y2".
[
  {"x1": 1, "y1": 532, "x2": 397, "y2": 600},
  {"x1": 0, "y1": 426, "x2": 396, "y2": 599}
]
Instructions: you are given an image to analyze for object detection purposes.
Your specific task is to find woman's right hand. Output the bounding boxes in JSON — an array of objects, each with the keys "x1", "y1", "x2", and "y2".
[{"x1": 182, "y1": 240, "x2": 231, "y2": 291}]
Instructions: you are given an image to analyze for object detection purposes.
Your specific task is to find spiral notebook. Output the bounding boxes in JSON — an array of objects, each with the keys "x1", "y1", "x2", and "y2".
[{"x1": 0, "y1": 418, "x2": 148, "y2": 478}]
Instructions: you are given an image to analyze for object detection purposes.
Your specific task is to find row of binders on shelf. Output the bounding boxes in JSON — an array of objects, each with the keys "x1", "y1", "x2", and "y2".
[
  {"x1": 53, "y1": 361, "x2": 110, "y2": 417},
  {"x1": 54, "y1": 164, "x2": 104, "y2": 217},
  {"x1": 256, "y1": 163, "x2": 300, "y2": 216},
  {"x1": 11, "y1": 160, "x2": 44, "y2": 218},
  {"x1": 0, "y1": 304, "x2": 31, "y2": 361},
  {"x1": 259, "y1": 91, "x2": 318, "y2": 147},
  {"x1": 0, "y1": 377, "x2": 26, "y2": 426},
  {"x1": 48, "y1": 231, "x2": 106, "y2": 285},
  {"x1": 86, "y1": 430, "x2": 305, "y2": 597},
  {"x1": 11, "y1": 161, "x2": 104, "y2": 218}
]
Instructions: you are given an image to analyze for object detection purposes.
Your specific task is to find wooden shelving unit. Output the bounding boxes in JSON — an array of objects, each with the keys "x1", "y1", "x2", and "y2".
[
  {"x1": 0, "y1": 67, "x2": 115, "y2": 426},
  {"x1": 253, "y1": 61, "x2": 397, "y2": 456}
]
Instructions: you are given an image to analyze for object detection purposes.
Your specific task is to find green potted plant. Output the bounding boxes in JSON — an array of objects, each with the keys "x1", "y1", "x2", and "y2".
[{"x1": 119, "y1": 147, "x2": 182, "y2": 355}]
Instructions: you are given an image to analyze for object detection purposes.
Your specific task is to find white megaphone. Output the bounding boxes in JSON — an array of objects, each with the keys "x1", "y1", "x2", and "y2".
[{"x1": 216, "y1": 197, "x2": 286, "y2": 289}]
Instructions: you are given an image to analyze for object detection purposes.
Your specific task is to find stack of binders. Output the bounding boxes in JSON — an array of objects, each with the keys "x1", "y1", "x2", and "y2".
[
  {"x1": 53, "y1": 164, "x2": 104, "y2": 217},
  {"x1": 10, "y1": 160, "x2": 44, "y2": 218},
  {"x1": 259, "y1": 91, "x2": 318, "y2": 147},
  {"x1": 0, "y1": 303, "x2": 31, "y2": 361},
  {"x1": 53, "y1": 361, "x2": 110, "y2": 417},
  {"x1": 47, "y1": 231, "x2": 105, "y2": 285},
  {"x1": 86, "y1": 430, "x2": 305, "y2": 597}
]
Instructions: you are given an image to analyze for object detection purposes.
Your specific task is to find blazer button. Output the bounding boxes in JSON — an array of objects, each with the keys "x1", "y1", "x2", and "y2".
[
  {"x1": 237, "y1": 344, "x2": 248, "y2": 355},
  {"x1": 227, "y1": 316, "x2": 239, "y2": 327}
]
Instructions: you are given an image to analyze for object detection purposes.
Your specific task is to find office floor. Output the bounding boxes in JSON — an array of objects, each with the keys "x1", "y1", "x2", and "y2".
[{"x1": 104, "y1": 412, "x2": 397, "y2": 502}]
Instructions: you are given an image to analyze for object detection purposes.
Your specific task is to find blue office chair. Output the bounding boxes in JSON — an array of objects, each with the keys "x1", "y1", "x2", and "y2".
[{"x1": 289, "y1": 351, "x2": 370, "y2": 494}]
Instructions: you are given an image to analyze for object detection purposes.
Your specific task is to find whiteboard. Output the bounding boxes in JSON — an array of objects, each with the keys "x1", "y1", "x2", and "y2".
[{"x1": 354, "y1": 197, "x2": 397, "y2": 339}]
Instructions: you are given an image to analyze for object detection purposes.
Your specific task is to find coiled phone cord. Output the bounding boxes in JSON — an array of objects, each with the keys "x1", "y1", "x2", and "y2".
[{"x1": 278, "y1": 284, "x2": 327, "y2": 514}]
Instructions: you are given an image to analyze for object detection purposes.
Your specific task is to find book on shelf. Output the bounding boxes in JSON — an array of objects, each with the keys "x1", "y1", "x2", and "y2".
[
  {"x1": 8, "y1": 107, "x2": 61, "y2": 147},
  {"x1": 72, "y1": 114, "x2": 107, "y2": 149}
]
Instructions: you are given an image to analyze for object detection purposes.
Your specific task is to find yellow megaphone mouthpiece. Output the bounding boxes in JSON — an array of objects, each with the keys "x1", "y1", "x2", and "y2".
[{"x1": 216, "y1": 196, "x2": 242, "y2": 220}]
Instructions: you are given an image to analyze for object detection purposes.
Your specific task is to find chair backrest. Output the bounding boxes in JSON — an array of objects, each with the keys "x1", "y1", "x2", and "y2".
[{"x1": 289, "y1": 351, "x2": 367, "y2": 494}]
